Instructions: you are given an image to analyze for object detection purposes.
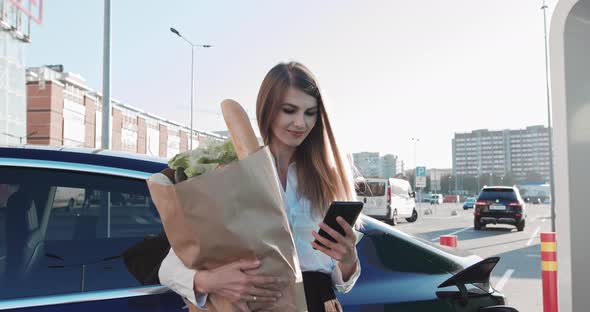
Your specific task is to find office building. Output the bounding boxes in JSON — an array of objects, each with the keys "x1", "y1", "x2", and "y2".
[{"x1": 452, "y1": 125, "x2": 551, "y2": 182}]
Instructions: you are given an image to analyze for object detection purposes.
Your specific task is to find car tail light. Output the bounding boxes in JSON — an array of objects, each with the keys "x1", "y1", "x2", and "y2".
[
  {"x1": 508, "y1": 202, "x2": 522, "y2": 208},
  {"x1": 475, "y1": 212, "x2": 481, "y2": 216},
  {"x1": 515, "y1": 213, "x2": 522, "y2": 217},
  {"x1": 476, "y1": 201, "x2": 488, "y2": 206},
  {"x1": 387, "y1": 188, "x2": 391, "y2": 204}
]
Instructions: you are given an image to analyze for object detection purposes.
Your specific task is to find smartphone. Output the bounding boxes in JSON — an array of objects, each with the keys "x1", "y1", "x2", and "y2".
[{"x1": 314, "y1": 201, "x2": 363, "y2": 249}]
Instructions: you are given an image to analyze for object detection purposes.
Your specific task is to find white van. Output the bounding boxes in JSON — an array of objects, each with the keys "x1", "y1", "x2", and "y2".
[
  {"x1": 355, "y1": 177, "x2": 418, "y2": 225},
  {"x1": 430, "y1": 194, "x2": 443, "y2": 205}
]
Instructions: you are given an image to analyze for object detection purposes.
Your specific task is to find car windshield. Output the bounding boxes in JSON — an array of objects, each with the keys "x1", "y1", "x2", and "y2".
[
  {"x1": 478, "y1": 189, "x2": 517, "y2": 201},
  {"x1": 356, "y1": 181, "x2": 386, "y2": 197}
]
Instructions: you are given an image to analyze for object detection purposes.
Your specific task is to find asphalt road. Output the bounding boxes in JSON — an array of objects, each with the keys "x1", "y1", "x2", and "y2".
[{"x1": 395, "y1": 202, "x2": 552, "y2": 312}]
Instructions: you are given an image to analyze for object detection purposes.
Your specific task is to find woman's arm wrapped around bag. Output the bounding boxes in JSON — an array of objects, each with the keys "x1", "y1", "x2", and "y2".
[{"x1": 159, "y1": 247, "x2": 284, "y2": 312}]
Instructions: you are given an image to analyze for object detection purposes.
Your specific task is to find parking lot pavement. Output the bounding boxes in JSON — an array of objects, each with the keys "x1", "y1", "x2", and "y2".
[{"x1": 394, "y1": 203, "x2": 552, "y2": 312}]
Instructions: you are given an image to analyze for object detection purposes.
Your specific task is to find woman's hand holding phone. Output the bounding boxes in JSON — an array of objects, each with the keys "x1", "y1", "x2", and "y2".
[{"x1": 311, "y1": 217, "x2": 358, "y2": 265}]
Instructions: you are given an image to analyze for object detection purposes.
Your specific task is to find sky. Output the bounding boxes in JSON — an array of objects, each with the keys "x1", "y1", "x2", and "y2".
[{"x1": 25, "y1": 0, "x2": 557, "y2": 169}]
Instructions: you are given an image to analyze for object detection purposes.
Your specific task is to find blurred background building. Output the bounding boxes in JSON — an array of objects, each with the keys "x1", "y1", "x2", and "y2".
[
  {"x1": 452, "y1": 125, "x2": 551, "y2": 184},
  {"x1": 353, "y1": 152, "x2": 402, "y2": 178},
  {"x1": 0, "y1": 0, "x2": 40, "y2": 145},
  {"x1": 25, "y1": 65, "x2": 225, "y2": 158}
]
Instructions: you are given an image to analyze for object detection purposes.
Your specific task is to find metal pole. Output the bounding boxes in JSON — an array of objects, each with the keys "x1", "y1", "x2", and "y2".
[
  {"x1": 541, "y1": 0, "x2": 556, "y2": 232},
  {"x1": 411, "y1": 137, "x2": 420, "y2": 200},
  {"x1": 190, "y1": 45, "x2": 194, "y2": 150},
  {"x1": 101, "y1": 0, "x2": 111, "y2": 150}
]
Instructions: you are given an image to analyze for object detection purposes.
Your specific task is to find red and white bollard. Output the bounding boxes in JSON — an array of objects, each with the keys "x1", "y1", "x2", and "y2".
[
  {"x1": 541, "y1": 232, "x2": 558, "y2": 312},
  {"x1": 439, "y1": 235, "x2": 458, "y2": 248}
]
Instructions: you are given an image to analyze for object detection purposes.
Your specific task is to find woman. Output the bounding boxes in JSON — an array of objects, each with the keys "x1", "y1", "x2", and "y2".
[{"x1": 159, "y1": 62, "x2": 360, "y2": 312}]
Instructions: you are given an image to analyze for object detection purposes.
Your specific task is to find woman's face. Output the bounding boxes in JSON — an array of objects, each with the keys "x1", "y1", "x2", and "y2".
[{"x1": 270, "y1": 87, "x2": 318, "y2": 149}]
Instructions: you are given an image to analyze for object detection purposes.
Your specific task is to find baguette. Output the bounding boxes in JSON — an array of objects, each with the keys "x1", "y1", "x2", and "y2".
[
  {"x1": 148, "y1": 172, "x2": 174, "y2": 185},
  {"x1": 221, "y1": 99, "x2": 260, "y2": 160}
]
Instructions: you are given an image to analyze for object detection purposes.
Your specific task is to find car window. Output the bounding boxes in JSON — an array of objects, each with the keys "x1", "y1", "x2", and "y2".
[
  {"x1": 0, "y1": 166, "x2": 162, "y2": 300},
  {"x1": 0, "y1": 184, "x2": 17, "y2": 276},
  {"x1": 478, "y1": 189, "x2": 517, "y2": 201},
  {"x1": 391, "y1": 182, "x2": 409, "y2": 197},
  {"x1": 356, "y1": 181, "x2": 386, "y2": 197}
]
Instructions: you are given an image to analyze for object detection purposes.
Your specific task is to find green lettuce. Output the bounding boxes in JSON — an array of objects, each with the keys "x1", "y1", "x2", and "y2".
[{"x1": 168, "y1": 139, "x2": 238, "y2": 178}]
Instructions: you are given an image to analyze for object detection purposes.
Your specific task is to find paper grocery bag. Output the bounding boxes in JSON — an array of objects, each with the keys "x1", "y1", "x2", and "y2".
[{"x1": 147, "y1": 147, "x2": 307, "y2": 312}]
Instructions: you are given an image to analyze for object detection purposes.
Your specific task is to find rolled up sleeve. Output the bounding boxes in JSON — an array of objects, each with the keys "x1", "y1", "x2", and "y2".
[
  {"x1": 331, "y1": 259, "x2": 361, "y2": 294},
  {"x1": 158, "y1": 248, "x2": 208, "y2": 309}
]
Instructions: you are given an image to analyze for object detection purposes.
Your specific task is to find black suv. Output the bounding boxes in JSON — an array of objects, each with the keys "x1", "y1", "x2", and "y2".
[{"x1": 474, "y1": 186, "x2": 526, "y2": 231}]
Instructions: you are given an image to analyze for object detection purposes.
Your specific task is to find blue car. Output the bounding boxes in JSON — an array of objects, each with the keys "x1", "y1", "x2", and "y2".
[
  {"x1": 0, "y1": 146, "x2": 518, "y2": 311},
  {"x1": 463, "y1": 197, "x2": 477, "y2": 210}
]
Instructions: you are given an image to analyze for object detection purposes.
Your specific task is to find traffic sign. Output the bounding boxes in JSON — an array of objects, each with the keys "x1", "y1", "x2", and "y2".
[
  {"x1": 416, "y1": 166, "x2": 426, "y2": 177},
  {"x1": 416, "y1": 166, "x2": 427, "y2": 188}
]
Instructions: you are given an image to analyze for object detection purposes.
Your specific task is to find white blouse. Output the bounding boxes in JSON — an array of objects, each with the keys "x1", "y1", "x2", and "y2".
[{"x1": 158, "y1": 162, "x2": 361, "y2": 308}]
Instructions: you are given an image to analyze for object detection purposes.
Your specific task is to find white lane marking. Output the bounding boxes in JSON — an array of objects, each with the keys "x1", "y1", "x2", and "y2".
[
  {"x1": 527, "y1": 226, "x2": 541, "y2": 246},
  {"x1": 423, "y1": 216, "x2": 462, "y2": 219},
  {"x1": 430, "y1": 226, "x2": 472, "y2": 241},
  {"x1": 495, "y1": 269, "x2": 514, "y2": 291}
]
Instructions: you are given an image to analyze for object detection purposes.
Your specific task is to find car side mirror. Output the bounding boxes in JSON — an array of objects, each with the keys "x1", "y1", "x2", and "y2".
[
  {"x1": 479, "y1": 306, "x2": 519, "y2": 312},
  {"x1": 410, "y1": 191, "x2": 416, "y2": 198}
]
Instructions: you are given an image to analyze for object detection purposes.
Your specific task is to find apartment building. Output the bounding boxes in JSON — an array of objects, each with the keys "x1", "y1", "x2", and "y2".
[{"x1": 452, "y1": 126, "x2": 550, "y2": 182}]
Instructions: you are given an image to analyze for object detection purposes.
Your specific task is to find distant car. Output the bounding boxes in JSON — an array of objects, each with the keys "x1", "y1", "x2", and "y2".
[
  {"x1": 355, "y1": 177, "x2": 418, "y2": 225},
  {"x1": 463, "y1": 197, "x2": 476, "y2": 210},
  {"x1": 430, "y1": 194, "x2": 443, "y2": 205},
  {"x1": 524, "y1": 196, "x2": 543, "y2": 204},
  {"x1": 0, "y1": 145, "x2": 519, "y2": 311},
  {"x1": 443, "y1": 195, "x2": 460, "y2": 203},
  {"x1": 474, "y1": 186, "x2": 527, "y2": 231}
]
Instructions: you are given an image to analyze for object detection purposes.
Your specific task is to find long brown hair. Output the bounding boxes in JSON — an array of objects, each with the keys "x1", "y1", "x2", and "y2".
[{"x1": 256, "y1": 62, "x2": 355, "y2": 215}]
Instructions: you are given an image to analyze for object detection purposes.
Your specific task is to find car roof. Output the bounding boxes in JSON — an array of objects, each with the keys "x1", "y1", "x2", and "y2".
[
  {"x1": 356, "y1": 177, "x2": 387, "y2": 182},
  {"x1": 0, "y1": 145, "x2": 168, "y2": 176},
  {"x1": 481, "y1": 186, "x2": 517, "y2": 190}
]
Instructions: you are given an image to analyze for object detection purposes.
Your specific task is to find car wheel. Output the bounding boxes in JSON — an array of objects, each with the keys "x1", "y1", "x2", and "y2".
[
  {"x1": 405, "y1": 209, "x2": 418, "y2": 223},
  {"x1": 474, "y1": 219, "x2": 482, "y2": 231},
  {"x1": 516, "y1": 220, "x2": 525, "y2": 232}
]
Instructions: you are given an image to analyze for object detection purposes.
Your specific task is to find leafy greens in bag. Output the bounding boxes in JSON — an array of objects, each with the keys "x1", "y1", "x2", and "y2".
[{"x1": 168, "y1": 140, "x2": 238, "y2": 180}]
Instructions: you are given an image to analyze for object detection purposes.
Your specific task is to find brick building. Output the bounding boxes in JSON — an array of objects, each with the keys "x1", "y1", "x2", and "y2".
[{"x1": 25, "y1": 65, "x2": 224, "y2": 158}]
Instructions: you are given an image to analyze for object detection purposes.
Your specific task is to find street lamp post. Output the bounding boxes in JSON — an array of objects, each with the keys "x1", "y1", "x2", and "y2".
[
  {"x1": 411, "y1": 137, "x2": 420, "y2": 170},
  {"x1": 448, "y1": 175, "x2": 452, "y2": 194},
  {"x1": 170, "y1": 27, "x2": 212, "y2": 150},
  {"x1": 411, "y1": 137, "x2": 420, "y2": 200},
  {"x1": 541, "y1": 0, "x2": 556, "y2": 232}
]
